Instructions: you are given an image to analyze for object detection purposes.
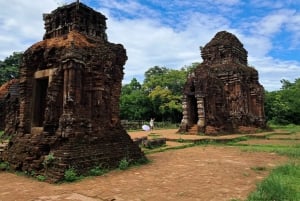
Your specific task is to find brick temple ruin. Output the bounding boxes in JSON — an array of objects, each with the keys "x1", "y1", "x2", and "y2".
[
  {"x1": 2, "y1": 2, "x2": 144, "y2": 182},
  {"x1": 0, "y1": 79, "x2": 19, "y2": 137},
  {"x1": 179, "y1": 31, "x2": 266, "y2": 135}
]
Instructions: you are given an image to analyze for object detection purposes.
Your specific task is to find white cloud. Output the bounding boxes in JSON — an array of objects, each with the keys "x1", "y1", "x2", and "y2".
[
  {"x1": 94, "y1": 0, "x2": 158, "y2": 19},
  {"x1": 106, "y1": 17, "x2": 199, "y2": 75},
  {"x1": 0, "y1": 0, "x2": 300, "y2": 91},
  {"x1": 250, "y1": 10, "x2": 295, "y2": 37},
  {"x1": 104, "y1": 11, "x2": 232, "y2": 84},
  {"x1": 285, "y1": 13, "x2": 300, "y2": 47},
  {"x1": 249, "y1": 0, "x2": 293, "y2": 9},
  {"x1": 249, "y1": 56, "x2": 300, "y2": 90},
  {"x1": 241, "y1": 35, "x2": 272, "y2": 58},
  {"x1": 0, "y1": 0, "x2": 57, "y2": 59}
]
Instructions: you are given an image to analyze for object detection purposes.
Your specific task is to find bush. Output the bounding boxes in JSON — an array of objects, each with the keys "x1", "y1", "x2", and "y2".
[
  {"x1": 118, "y1": 158, "x2": 130, "y2": 170},
  {"x1": 89, "y1": 166, "x2": 107, "y2": 176},
  {"x1": 0, "y1": 161, "x2": 9, "y2": 170},
  {"x1": 36, "y1": 175, "x2": 46, "y2": 181},
  {"x1": 43, "y1": 153, "x2": 55, "y2": 167},
  {"x1": 134, "y1": 156, "x2": 149, "y2": 166},
  {"x1": 64, "y1": 168, "x2": 78, "y2": 182}
]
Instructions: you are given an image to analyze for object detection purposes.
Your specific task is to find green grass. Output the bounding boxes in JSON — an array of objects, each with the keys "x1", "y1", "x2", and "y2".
[
  {"x1": 0, "y1": 161, "x2": 9, "y2": 170},
  {"x1": 142, "y1": 124, "x2": 300, "y2": 200},
  {"x1": 269, "y1": 123, "x2": 300, "y2": 133},
  {"x1": 36, "y1": 175, "x2": 46, "y2": 182},
  {"x1": 247, "y1": 163, "x2": 300, "y2": 201},
  {"x1": 231, "y1": 124, "x2": 300, "y2": 201},
  {"x1": 147, "y1": 133, "x2": 162, "y2": 139},
  {"x1": 118, "y1": 158, "x2": 130, "y2": 170},
  {"x1": 225, "y1": 136, "x2": 250, "y2": 145},
  {"x1": 239, "y1": 144, "x2": 300, "y2": 158},
  {"x1": 64, "y1": 168, "x2": 80, "y2": 182},
  {"x1": 89, "y1": 165, "x2": 108, "y2": 176}
]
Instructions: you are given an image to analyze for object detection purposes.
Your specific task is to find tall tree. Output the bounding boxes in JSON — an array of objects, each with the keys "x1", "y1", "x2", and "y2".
[
  {"x1": 148, "y1": 86, "x2": 182, "y2": 122},
  {"x1": 143, "y1": 65, "x2": 197, "y2": 95},
  {"x1": 120, "y1": 64, "x2": 199, "y2": 122},
  {"x1": 0, "y1": 52, "x2": 22, "y2": 85},
  {"x1": 265, "y1": 78, "x2": 300, "y2": 124},
  {"x1": 120, "y1": 78, "x2": 151, "y2": 120},
  {"x1": 143, "y1": 65, "x2": 197, "y2": 122}
]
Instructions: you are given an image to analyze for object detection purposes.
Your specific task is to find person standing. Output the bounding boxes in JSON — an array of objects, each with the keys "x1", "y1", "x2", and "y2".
[{"x1": 149, "y1": 118, "x2": 154, "y2": 130}]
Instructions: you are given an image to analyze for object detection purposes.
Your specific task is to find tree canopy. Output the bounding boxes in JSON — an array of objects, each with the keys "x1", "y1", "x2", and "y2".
[
  {"x1": 265, "y1": 78, "x2": 300, "y2": 125},
  {"x1": 0, "y1": 52, "x2": 22, "y2": 85},
  {"x1": 120, "y1": 65, "x2": 197, "y2": 122}
]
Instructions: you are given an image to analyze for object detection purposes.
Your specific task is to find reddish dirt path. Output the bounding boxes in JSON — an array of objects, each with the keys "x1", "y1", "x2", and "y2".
[{"x1": 0, "y1": 146, "x2": 287, "y2": 201}]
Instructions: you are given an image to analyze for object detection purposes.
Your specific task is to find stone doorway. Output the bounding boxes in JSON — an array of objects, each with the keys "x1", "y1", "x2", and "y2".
[
  {"x1": 32, "y1": 78, "x2": 48, "y2": 127},
  {"x1": 187, "y1": 95, "x2": 198, "y2": 126}
]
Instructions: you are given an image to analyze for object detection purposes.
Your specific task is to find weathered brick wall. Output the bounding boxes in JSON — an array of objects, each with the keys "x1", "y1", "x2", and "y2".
[
  {"x1": 180, "y1": 31, "x2": 266, "y2": 135},
  {"x1": 0, "y1": 79, "x2": 19, "y2": 136},
  {"x1": 4, "y1": 2, "x2": 144, "y2": 182}
]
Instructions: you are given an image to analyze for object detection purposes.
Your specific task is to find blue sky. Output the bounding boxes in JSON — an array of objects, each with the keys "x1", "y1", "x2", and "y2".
[{"x1": 0, "y1": 0, "x2": 300, "y2": 91}]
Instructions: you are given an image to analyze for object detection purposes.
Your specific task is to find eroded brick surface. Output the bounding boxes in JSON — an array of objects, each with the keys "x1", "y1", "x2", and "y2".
[
  {"x1": 2, "y1": 2, "x2": 144, "y2": 182},
  {"x1": 0, "y1": 79, "x2": 19, "y2": 137},
  {"x1": 179, "y1": 31, "x2": 266, "y2": 135}
]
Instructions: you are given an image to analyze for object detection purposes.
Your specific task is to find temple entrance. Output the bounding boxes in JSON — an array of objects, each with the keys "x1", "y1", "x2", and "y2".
[
  {"x1": 188, "y1": 95, "x2": 198, "y2": 126},
  {"x1": 32, "y1": 78, "x2": 49, "y2": 127}
]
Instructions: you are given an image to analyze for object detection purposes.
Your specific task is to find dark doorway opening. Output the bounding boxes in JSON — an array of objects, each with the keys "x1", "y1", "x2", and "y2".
[
  {"x1": 32, "y1": 78, "x2": 49, "y2": 127},
  {"x1": 188, "y1": 95, "x2": 198, "y2": 126}
]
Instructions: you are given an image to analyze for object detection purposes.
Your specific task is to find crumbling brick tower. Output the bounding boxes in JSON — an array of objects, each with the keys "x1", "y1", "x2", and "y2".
[
  {"x1": 0, "y1": 79, "x2": 19, "y2": 136},
  {"x1": 4, "y1": 2, "x2": 144, "y2": 182},
  {"x1": 179, "y1": 31, "x2": 266, "y2": 135}
]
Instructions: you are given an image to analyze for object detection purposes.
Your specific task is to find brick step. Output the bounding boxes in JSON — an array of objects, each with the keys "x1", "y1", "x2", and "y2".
[{"x1": 188, "y1": 125, "x2": 198, "y2": 135}]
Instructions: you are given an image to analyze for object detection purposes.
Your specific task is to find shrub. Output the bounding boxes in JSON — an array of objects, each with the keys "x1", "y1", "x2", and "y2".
[
  {"x1": 134, "y1": 156, "x2": 149, "y2": 166},
  {"x1": 64, "y1": 168, "x2": 78, "y2": 182},
  {"x1": 0, "y1": 161, "x2": 9, "y2": 170},
  {"x1": 118, "y1": 158, "x2": 130, "y2": 170},
  {"x1": 36, "y1": 175, "x2": 46, "y2": 181},
  {"x1": 89, "y1": 165, "x2": 107, "y2": 176},
  {"x1": 43, "y1": 153, "x2": 55, "y2": 167}
]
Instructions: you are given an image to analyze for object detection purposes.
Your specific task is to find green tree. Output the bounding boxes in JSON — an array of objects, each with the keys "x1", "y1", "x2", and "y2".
[
  {"x1": 281, "y1": 78, "x2": 300, "y2": 124},
  {"x1": 148, "y1": 86, "x2": 182, "y2": 122},
  {"x1": 0, "y1": 52, "x2": 22, "y2": 85},
  {"x1": 143, "y1": 65, "x2": 198, "y2": 95},
  {"x1": 265, "y1": 78, "x2": 300, "y2": 124},
  {"x1": 143, "y1": 66, "x2": 187, "y2": 122},
  {"x1": 143, "y1": 66, "x2": 169, "y2": 92},
  {"x1": 120, "y1": 78, "x2": 151, "y2": 120},
  {"x1": 120, "y1": 64, "x2": 199, "y2": 122}
]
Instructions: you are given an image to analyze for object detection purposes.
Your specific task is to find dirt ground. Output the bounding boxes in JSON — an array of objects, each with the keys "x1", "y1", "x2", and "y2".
[{"x1": 0, "y1": 129, "x2": 293, "y2": 201}]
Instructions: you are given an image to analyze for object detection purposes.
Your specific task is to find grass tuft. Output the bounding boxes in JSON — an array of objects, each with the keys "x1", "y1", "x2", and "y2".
[
  {"x1": 64, "y1": 168, "x2": 79, "y2": 182},
  {"x1": 247, "y1": 163, "x2": 300, "y2": 201}
]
